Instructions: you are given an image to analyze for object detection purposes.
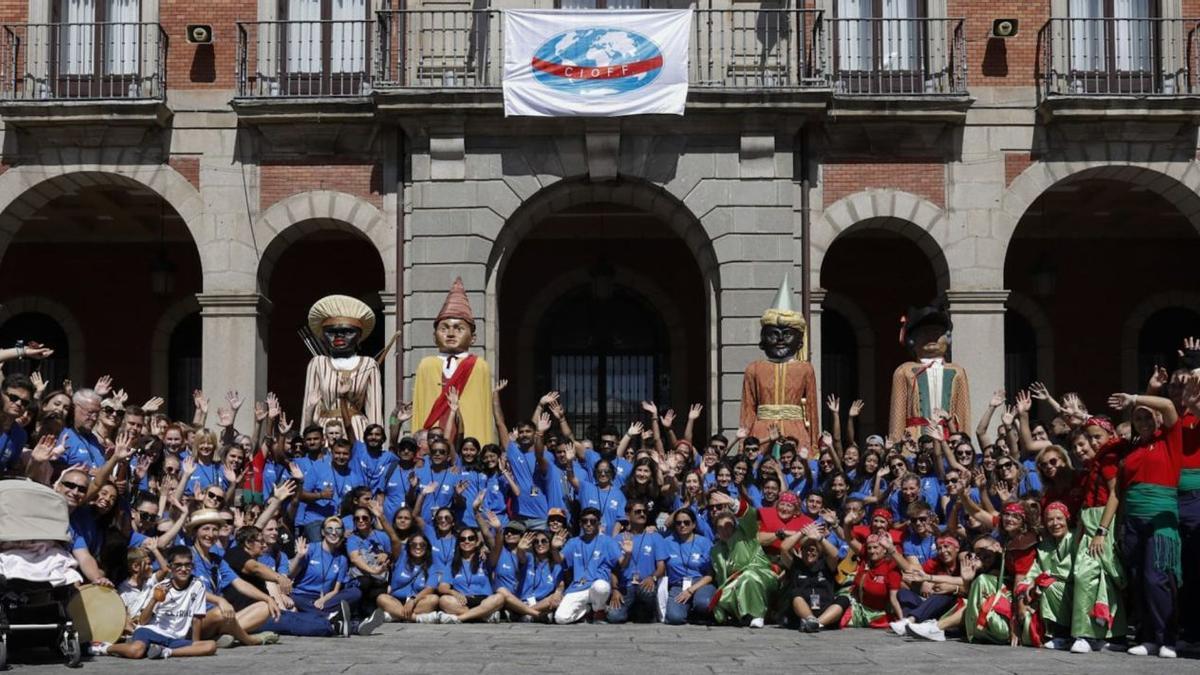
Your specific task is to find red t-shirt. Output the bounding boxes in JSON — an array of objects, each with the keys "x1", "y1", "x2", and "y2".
[
  {"x1": 1077, "y1": 445, "x2": 1120, "y2": 509},
  {"x1": 922, "y1": 556, "x2": 957, "y2": 576},
  {"x1": 853, "y1": 558, "x2": 901, "y2": 611},
  {"x1": 850, "y1": 524, "x2": 903, "y2": 548},
  {"x1": 757, "y1": 507, "x2": 813, "y2": 555},
  {"x1": 1119, "y1": 419, "x2": 1183, "y2": 490},
  {"x1": 1181, "y1": 412, "x2": 1200, "y2": 470}
]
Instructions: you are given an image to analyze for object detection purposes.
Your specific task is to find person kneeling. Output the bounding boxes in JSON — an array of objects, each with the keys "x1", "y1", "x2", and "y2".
[{"x1": 94, "y1": 546, "x2": 218, "y2": 660}]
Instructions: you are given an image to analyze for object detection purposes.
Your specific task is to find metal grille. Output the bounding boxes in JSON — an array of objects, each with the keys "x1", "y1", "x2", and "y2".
[
  {"x1": 236, "y1": 19, "x2": 375, "y2": 97},
  {"x1": 1040, "y1": 17, "x2": 1200, "y2": 96},
  {"x1": 1, "y1": 22, "x2": 167, "y2": 100},
  {"x1": 828, "y1": 17, "x2": 965, "y2": 94},
  {"x1": 551, "y1": 354, "x2": 659, "y2": 440}
]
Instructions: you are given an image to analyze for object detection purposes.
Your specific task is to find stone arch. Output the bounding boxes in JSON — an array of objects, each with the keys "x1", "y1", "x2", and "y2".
[
  {"x1": 812, "y1": 189, "x2": 952, "y2": 291},
  {"x1": 1005, "y1": 291, "x2": 1056, "y2": 394},
  {"x1": 0, "y1": 165, "x2": 206, "y2": 275},
  {"x1": 1000, "y1": 161, "x2": 1200, "y2": 259},
  {"x1": 0, "y1": 296, "x2": 86, "y2": 383},
  {"x1": 818, "y1": 290, "x2": 877, "y2": 432},
  {"x1": 255, "y1": 191, "x2": 394, "y2": 294},
  {"x1": 150, "y1": 295, "x2": 202, "y2": 400},
  {"x1": 1120, "y1": 290, "x2": 1200, "y2": 392}
]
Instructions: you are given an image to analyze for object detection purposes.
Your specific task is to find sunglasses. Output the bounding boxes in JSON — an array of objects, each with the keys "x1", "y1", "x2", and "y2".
[
  {"x1": 630, "y1": 509, "x2": 646, "y2": 516},
  {"x1": 595, "y1": 469, "x2": 612, "y2": 475},
  {"x1": 436, "y1": 515, "x2": 453, "y2": 522},
  {"x1": 5, "y1": 392, "x2": 30, "y2": 406},
  {"x1": 206, "y1": 491, "x2": 224, "y2": 500},
  {"x1": 410, "y1": 541, "x2": 428, "y2": 548},
  {"x1": 580, "y1": 517, "x2": 599, "y2": 524},
  {"x1": 1038, "y1": 459, "x2": 1061, "y2": 467},
  {"x1": 60, "y1": 480, "x2": 87, "y2": 494},
  {"x1": 170, "y1": 562, "x2": 194, "y2": 570},
  {"x1": 674, "y1": 519, "x2": 693, "y2": 526},
  {"x1": 913, "y1": 516, "x2": 931, "y2": 523},
  {"x1": 323, "y1": 527, "x2": 344, "y2": 534},
  {"x1": 460, "y1": 535, "x2": 479, "y2": 543},
  {"x1": 102, "y1": 408, "x2": 125, "y2": 417},
  {"x1": 354, "y1": 515, "x2": 372, "y2": 522},
  {"x1": 998, "y1": 462, "x2": 1015, "y2": 470},
  {"x1": 136, "y1": 510, "x2": 158, "y2": 520},
  {"x1": 533, "y1": 538, "x2": 550, "y2": 545}
]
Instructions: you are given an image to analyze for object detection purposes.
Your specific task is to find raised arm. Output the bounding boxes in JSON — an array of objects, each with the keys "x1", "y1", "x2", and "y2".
[
  {"x1": 825, "y1": 395, "x2": 844, "y2": 456},
  {"x1": 975, "y1": 389, "x2": 1004, "y2": 451},
  {"x1": 1109, "y1": 392, "x2": 1178, "y2": 429}
]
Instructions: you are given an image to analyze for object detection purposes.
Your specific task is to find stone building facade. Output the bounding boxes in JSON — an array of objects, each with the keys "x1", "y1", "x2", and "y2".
[{"x1": 1, "y1": 0, "x2": 1198, "y2": 437}]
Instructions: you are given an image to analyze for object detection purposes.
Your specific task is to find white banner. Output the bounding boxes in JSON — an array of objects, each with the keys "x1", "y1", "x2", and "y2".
[{"x1": 503, "y1": 10, "x2": 691, "y2": 117}]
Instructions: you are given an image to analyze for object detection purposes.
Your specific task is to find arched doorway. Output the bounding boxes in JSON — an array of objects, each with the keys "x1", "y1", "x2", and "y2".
[
  {"x1": 820, "y1": 222, "x2": 944, "y2": 421},
  {"x1": 497, "y1": 197, "x2": 709, "y2": 437},
  {"x1": 0, "y1": 312, "x2": 70, "y2": 386},
  {"x1": 0, "y1": 174, "x2": 202, "y2": 399},
  {"x1": 167, "y1": 312, "x2": 202, "y2": 421},
  {"x1": 1006, "y1": 173, "x2": 1200, "y2": 404},
  {"x1": 820, "y1": 308, "x2": 857, "y2": 432},
  {"x1": 264, "y1": 225, "x2": 386, "y2": 416},
  {"x1": 1005, "y1": 312, "x2": 1037, "y2": 396}
]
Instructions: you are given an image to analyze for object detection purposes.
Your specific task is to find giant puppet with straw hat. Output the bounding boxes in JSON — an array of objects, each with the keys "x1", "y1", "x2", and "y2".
[
  {"x1": 888, "y1": 294, "x2": 970, "y2": 443},
  {"x1": 739, "y1": 276, "x2": 819, "y2": 450},
  {"x1": 411, "y1": 277, "x2": 494, "y2": 444},
  {"x1": 302, "y1": 294, "x2": 382, "y2": 441}
]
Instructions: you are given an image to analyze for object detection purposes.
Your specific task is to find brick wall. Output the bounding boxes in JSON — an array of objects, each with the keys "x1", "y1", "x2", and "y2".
[
  {"x1": 823, "y1": 160, "x2": 946, "y2": 208},
  {"x1": 950, "y1": 0, "x2": 1049, "y2": 88},
  {"x1": 259, "y1": 160, "x2": 384, "y2": 211},
  {"x1": 1004, "y1": 152, "x2": 1034, "y2": 187},
  {"x1": 160, "y1": 0, "x2": 255, "y2": 89},
  {"x1": 168, "y1": 156, "x2": 201, "y2": 190},
  {"x1": 0, "y1": 0, "x2": 27, "y2": 23}
]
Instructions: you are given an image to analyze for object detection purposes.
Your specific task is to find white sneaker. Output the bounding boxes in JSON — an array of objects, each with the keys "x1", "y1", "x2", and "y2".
[
  {"x1": 749, "y1": 617, "x2": 765, "y2": 629},
  {"x1": 1044, "y1": 637, "x2": 1071, "y2": 650},
  {"x1": 1127, "y1": 642, "x2": 1157, "y2": 656},
  {"x1": 486, "y1": 611, "x2": 502, "y2": 623},
  {"x1": 1070, "y1": 638, "x2": 1092, "y2": 654},
  {"x1": 440, "y1": 613, "x2": 462, "y2": 624},
  {"x1": 906, "y1": 620, "x2": 946, "y2": 642},
  {"x1": 357, "y1": 608, "x2": 387, "y2": 636},
  {"x1": 889, "y1": 618, "x2": 911, "y2": 636},
  {"x1": 145, "y1": 644, "x2": 164, "y2": 660},
  {"x1": 1158, "y1": 645, "x2": 1177, "y2": 659},
  {"x1": 414, "y1": 611, "x2": 441, "y2": 624}
]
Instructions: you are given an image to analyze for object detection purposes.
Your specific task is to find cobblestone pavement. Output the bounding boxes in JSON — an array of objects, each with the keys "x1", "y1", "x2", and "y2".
[{"x1": 8, "y1": 623, "x2": 1199, "y2": 674}]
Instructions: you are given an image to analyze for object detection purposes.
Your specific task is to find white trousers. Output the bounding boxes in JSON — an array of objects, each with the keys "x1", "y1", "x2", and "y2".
[{"x1": 554, "y1": 580, "x2": 612, "y2": 624}]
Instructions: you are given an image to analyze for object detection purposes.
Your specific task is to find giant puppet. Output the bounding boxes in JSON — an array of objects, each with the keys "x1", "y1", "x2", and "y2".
[
  {"x1": 411, "y1": 277, "x2": 495, "y2": 443},
  {"x1": 739, "y1": 277, "x2": 819, "y2": 449},
  {"x1": 302, "y1": 294, "x2": 382, "y2": 441},
  {"x1": 888, "y1": 295, "x2": 970, "y2": 442}
]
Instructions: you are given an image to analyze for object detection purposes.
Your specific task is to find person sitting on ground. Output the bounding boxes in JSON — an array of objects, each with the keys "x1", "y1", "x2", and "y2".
[{"x1": 779, "y1": 521, "x2": 847, "y2": 632}]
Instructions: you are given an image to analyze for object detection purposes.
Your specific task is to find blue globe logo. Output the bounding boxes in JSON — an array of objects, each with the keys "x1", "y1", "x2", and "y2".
[{"x1": 531, "y1": 27, "x2": 664, "y2": 97}]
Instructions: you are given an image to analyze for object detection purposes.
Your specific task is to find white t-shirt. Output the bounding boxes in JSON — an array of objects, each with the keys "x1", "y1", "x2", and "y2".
[
  {"x1": 133, "y1": 578, "x2": 208, "y2": 640},
  {"x1": 117, "y1": 578, "x2": 146, "y2": 615}
]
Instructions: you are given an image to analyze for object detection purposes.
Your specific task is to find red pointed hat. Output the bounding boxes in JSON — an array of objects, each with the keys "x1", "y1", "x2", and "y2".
[{"x1": 435, "y1": 277, "x2": 475, "y2": 328}]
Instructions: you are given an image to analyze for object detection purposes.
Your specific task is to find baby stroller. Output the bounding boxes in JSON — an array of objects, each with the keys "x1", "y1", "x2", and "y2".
[{"x1": 0, "y1": 479, "x2": 83, "y2": 668}]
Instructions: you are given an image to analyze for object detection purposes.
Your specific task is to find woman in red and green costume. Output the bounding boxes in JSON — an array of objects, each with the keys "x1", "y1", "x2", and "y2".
[
  {"x1": 1106, "y1": 391, "x2": 1181, "y2": 658},
  {"x1": 1013, "y1": 501, "x2": 1075, "y2": 649}
]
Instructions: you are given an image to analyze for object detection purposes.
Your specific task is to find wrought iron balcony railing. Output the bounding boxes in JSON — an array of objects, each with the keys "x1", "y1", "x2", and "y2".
[
  {"x1": 1040, "y1": 17, "x2": 1200, "y2": 97},
  {"x1": 1, "y1": 22, "x2": 167, "y2": 101},
  {"x1": 236, "y1": 19, "x2": 376, "y2": 98},
  {"x1": 826, "y1": 16, "x2": 966, "y2": 95}
]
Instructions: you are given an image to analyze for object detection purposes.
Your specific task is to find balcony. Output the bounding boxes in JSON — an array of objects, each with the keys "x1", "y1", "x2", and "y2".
[
  {"x1": 0, "y1": 22, "x2": 169, "y2": 126},
  {"x1": 233, "y1": 19, "x2": 378, "y2": 122},
  {"x1": 825, "y1": 16, "x2": 970, "y2": 120},
  {"x1": 1038, "y1": 17, "x2": 1200, "y2": 121}
]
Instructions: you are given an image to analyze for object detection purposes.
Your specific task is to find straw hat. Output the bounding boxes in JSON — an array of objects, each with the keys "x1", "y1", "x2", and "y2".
[
  {"x1": 307, "y1": 294, "x2": 376, "y2": 340},
  {"x1": 186, "y1": 508, "x2": 225, "y2": 532}
]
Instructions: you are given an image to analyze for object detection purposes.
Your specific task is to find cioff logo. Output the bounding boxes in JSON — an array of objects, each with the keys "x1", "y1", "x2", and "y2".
[{"x1": 531, "y1": 27, "x2": 664, "y2": 96}]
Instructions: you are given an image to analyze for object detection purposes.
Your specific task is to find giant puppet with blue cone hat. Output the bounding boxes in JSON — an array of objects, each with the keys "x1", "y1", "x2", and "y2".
[
  {"x1": 739, "y1": 276, "x2": 820, "y2": 451},
  {"x1": 888, "y1": 294, "x2": 970, "y2": 443}
]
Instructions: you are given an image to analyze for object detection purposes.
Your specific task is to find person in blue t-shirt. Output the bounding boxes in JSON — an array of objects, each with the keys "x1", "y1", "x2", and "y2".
[
  {"x1": 375, "y1": 535, "x2": 443, "y2": 622},
  {"x1": 497, "y1": 529, "x2": 564, "y2": 622},
  {"x1": 607, "y1": 499, "x2": 667, "y2": 624},
  {"x1": 578, "y1": 460, "x2": 626, "y2": 536},
  {"x1": 0, "y1": 374, "x2": 32, "y2": 474},
  {"x1": 662, "y1": 507, "x2": 715, "y2": 625},
  {"x1": 59, "y1": 389, "x2": 106, "y2": 469},
  {"x1": 290, "y1": 516, "x2": 361, "y2": 635},
  {"x1": 352, "y1": 424, "x2": 397, "y2": 494},
  {"x1": 552, "y1": 507, "x2": 625, "y2": 624},
  {"x1": 423, "y1": 507, "x2": 459, "y2": 568},
  {"x1": 898, "y1": 502, "x2": 938, "y2": 568},
  {"x1": 413, "y1": 438, "x2": 461, "y2": 523},
  {"x1": 435, "y1": 526, "x2": 506, "y2": 623},
  {"x1": 479, "y1": 511, "x2": 522, "y2": 593}
]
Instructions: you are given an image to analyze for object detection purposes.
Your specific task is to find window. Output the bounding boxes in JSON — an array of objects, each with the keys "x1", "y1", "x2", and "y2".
[
  {"x1": 280, "y1": 0, "x2": 370, "y2": 94},
  {"x1": 1068, "y1": 0, "x2": 1156, "y2": 81},
  {"x1": 52, "y1": 0, "x2": 141, "y2": 95},
  {"x1": 558, "y1": 0, "x2": 648, "y2": 8},
  {"x1": 835, "y1": 0, "x2": 924, "y2": 72}
]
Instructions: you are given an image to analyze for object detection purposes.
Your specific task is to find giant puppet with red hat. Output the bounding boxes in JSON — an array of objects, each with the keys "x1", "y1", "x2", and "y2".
[
  {"x1": 411, "y1": 277, "x2": 495, "y2": 444},
  {"x1": 888, "y1": 294, "x2": 970, "y2": 443}
]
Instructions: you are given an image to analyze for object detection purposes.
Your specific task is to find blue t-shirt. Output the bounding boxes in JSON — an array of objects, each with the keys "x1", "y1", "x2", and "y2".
[
  {"x1": 506, "y1": 442, "x2": 548, "y2": 520},
  {"x1": 347, "y1": 528, "x2": 392, "y2": 564},
  {"x1": 389, "y1": 560, "x2": 437, "y2": 598},
  {"x1": 560, "y1": 534, "x2": 622, "y2": 593},
  {"x1": 516, "y1": 553, "x2": 563, "y2": 601},
  {"x1": 615, "y1": 530, "x2": 666, "y2": 592},
  {"x1": 0, "y1": 424, "x2": 27, "y2": 472},
  {"x1": 476, "y1": 472, "x2": 512, "y2": 527},
  {"x1": 442, "y1": 559, "x2": 494, "y2": 597},
  {"x1": 354, "y1": 442, "x2": 398, "y2": 493},
  {"x1": 902, "y1": 533, "x2": 938, "y2": 566},
  {"x1": 69, "y1": 507, "x2": 103, "y2": 556},
  {"x1": 380, "y1": 463, "x2": 416, "y2": 524},
  {"x1": 414, "y1": 464, "x2": 458, "y2": 521},
  {"x1": 490, "y1": 546, "x2": 520, "y2": 592},
  {"x1": 577, "y1": 482, "x2": 626, "y2": 536},
  {"x1": 582, "y1": 449, "x2": 631, "y2": 487},
  {"x1": 192, "y1": 547, "x2": 237, "y2": 594},
  {"x1": 186, "y1": 462, "x2": 224, "y2": 497},
  {"x1": 258, "y1": 549, "x2": 290, "y2": 576},
  {"x1": 293, "y1": 544, "x2": 350, "y2": 596},
  {"x1": 59, "y1": 428, "x2": 104, "y2": 469},
  {"x1": 662, "y1": 533, "x2": 713, "y2": 586},
  {"x1": 423, "y1": 525, "x2": 457, "y2": 568},
  {"x1": 300, "y1": 458, "x2": 360, "y2": 525}
]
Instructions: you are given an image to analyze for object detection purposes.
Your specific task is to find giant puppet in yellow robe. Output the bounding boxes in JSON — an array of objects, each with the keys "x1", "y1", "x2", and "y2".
[
  {"x1": 739, "y1": 277, "x2": 819, "y2": 450},
  {"x1": 411, "y1": 277, "x2": 495, "y2": 444}
]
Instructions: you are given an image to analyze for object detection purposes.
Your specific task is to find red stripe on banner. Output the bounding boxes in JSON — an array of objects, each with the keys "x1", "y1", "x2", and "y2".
[{"x1": 531, "y1": 55, "x2": 663, "y2": 80}]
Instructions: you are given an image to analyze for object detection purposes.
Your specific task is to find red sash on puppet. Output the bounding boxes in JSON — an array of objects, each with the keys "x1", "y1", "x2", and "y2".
[{"x1": 422, "y1": 354, "x2": 478, "y2": 431}]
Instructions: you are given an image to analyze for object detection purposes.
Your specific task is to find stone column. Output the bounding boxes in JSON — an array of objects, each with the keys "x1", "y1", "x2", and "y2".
[
  {"x1": 946, "y1": 289, "x2": 1009, "y2": 430},
  {"x1": 197, "y1": 293, "x2": 271, "y2": 435},
  {"x1": 808, "y1": 288, "x2": 826, "y2": 391},
  {"x1": 379, "y1": 291, "x2": 399, "y2": 418}
]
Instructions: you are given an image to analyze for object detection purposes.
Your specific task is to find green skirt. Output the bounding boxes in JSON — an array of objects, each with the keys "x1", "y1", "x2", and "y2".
[
  {"x1": 964, "y1": 573, "x2": 1012, "y2": 644},
  {"x1": 1070, "y1": 506, "x2": 1126, "y2": 639},
  {"x1": 712, "y1": 567, "x2": 779, "y2": 624}
]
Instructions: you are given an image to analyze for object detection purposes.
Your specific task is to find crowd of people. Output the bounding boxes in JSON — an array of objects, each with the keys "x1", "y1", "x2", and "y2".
[{"x1": 0, "y1": 337, "x2": 1198, "y2": 662}]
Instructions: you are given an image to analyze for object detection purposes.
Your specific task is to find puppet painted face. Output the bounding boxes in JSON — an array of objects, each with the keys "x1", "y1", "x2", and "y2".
[
  {"x1": 323, "y1": 323, "x2": 363, "y2": 357},
  {"x1": 910, "y1": 323, "x2": 949, "y2": 360},
  {"x1": 434, "y1": 318, "x2": 475, "y2": 355},
  {"x1": 759, "y1": 324, "x2": 803, "y2": 362}
]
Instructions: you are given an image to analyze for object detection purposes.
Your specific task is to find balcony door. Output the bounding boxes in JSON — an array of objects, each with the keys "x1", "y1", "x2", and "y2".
[
  {"x1": 280, "y1": 0, "x2": 370, "y2": 95},
  {"x1": 557, "y1": 0, "x2": 648, "y2": 8},
  {"x1": 51, "y1": 0, "x2": 140, "y2": 97},
  {"x1": 833, "y1": 0, "x2": 927, "y2": 93},
  {"x1": 1067, "y1": 0, "x2": 1157, "y2": 93}
]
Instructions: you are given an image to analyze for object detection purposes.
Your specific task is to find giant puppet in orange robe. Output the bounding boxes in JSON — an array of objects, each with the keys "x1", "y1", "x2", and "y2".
[
  {"x1": 740, "y1": 277, "x2": 819, "y2": 450},
  {"x1": 888, "y1": 295, "x2": 970, "y2": 443},
  {"x1": 411, "y1": 277, "x2": 495, "y2": 444}
]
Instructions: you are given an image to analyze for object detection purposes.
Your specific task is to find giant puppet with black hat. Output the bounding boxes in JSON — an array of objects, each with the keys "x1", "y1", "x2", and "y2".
[
  {"x1": 739, "y1": 276, "x2": 819, "y2": 450},
  {"x1": 411, "y1": 277, "x2": 495, "y2": 444},
  {"x1": 301, "y1": 294, "x2": 383, "y2": 441},
  {"x1": 888, "y1": 294, "x2": 970, "y2": 442}
]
